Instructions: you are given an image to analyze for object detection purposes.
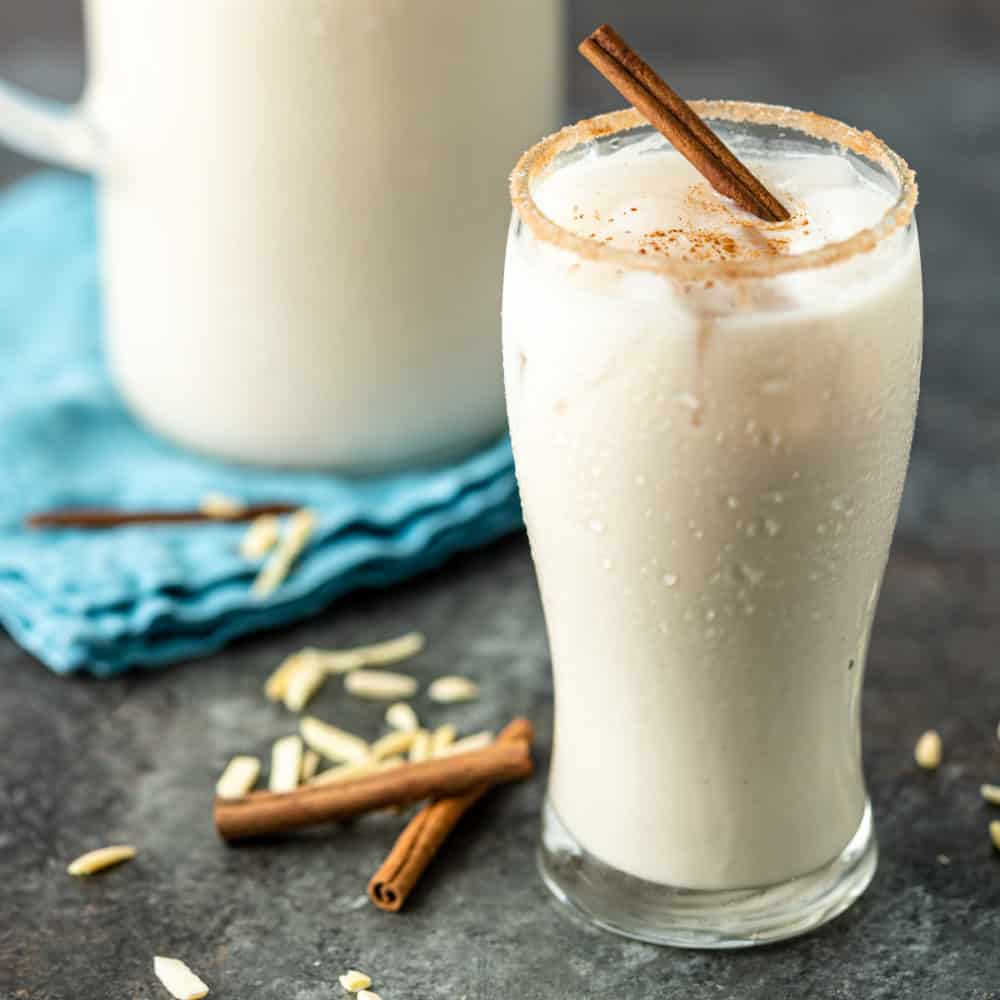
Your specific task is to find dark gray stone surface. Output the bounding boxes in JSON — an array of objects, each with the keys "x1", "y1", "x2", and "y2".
[{"x1": 2, "y1": 2, "x2": 1000, "y2": 998}]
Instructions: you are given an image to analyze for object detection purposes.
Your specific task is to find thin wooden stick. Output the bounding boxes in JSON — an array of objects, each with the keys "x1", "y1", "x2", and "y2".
[
  {"x1": 214, "y1": 735, "x2": 534, "y2": 843},
  {"x1": 579, "y1": 24, "x2": 790, "y2": 223},
  {"x1": 368, "y1": 718, "x2": 534, "y2": 911},
  {"x1": 26, "y1": 503, "x2": 299, "y2": 530}
]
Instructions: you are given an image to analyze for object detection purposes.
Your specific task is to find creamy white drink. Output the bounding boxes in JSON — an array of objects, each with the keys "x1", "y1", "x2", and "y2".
[
  {"x1": 76, "y1": 0, "x2": 563, "y2": 469},
  {"x1": 504, "y1": 105, "x2": 921, "y2": 943}
]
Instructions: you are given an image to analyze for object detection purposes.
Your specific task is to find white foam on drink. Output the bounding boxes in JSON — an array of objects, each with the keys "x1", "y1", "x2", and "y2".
[{"x1": 534, "y1": 135, "x2": 892, "y2": 263}]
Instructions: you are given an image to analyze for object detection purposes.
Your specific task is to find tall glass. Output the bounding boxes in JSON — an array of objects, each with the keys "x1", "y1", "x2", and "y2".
[{"x1": 503, "y1": 104, "x2": 921, "y2": 947}]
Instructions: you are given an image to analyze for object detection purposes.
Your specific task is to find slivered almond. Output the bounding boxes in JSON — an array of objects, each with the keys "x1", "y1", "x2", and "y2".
[
  {"x1": 199, "y1": 492, "x2": 246, "y2": 519},
  {"x1": 300, "y1": 716, "x2": 370, "y2": 764},
  {"x1": 434, "y1": 730, "x2": 494, "y2": 758},
  {"x1": 357, "y1": 992, "x2": 382, "y2": 1000},
  {"x1": 240, "y1": 514, "x2": 281, "y2": 560},
  {"x1": 345, "y1": 669, "x2": 418, "y2": 701},
  {"x1": 914, "y1": 730, "x2": 942, "y2": 770},
  {"x1": 266, "y1": 631, "x2": 424, "y2": 695},
  {"x1": 992, "y1": 821, "x2": 1000, "y2": 852},
  {"x1": 430, "y1": 723, "x2": 457, "y2": 755},
  {"x1": 283, "y1": 653, "x2": 327, "y2": 712},
  {"x1": 408, "y1": 729, "x2": 431, "y2": 763},
  {"x1": 982, "y1": 784, "x2": 1000, "y2": 806},
  {"x1": 307, "y1": 760, "x2": 379, "y2": 786},
  {"x1": 428, "y1": 675, "x2": 480, "y2": 704},
  {"x1": 215, "y1": 756, "x2": 260, "y2": 799},
  {"x1": 300, "y1": 750, "x2": 320, "y2": 783},
  {"x1": 316, "y1": 632, "x2": 425, "y2": 673},
  {"x1": 307, "y1": 757, "x2": 403, "y2": 786},
  {"x1": 252, "y1": 508, "x2": 316, "y2": 598},
  {"x1": 67, "y1": 844, "x2": 136, "y2": 876},
  {"x1": 265, "y1": 650, "x2": 312, "y2": 702},
  {"x1": 269, "y1": 735, "x2": 303, "y2": 793},
  {"x1": 386, "y1": 701, "x2": 420, "y2": 732},
  {"x1": 370, "y1": 730, "x2": 418, "y2": 761},
  {"x1": 316, "y1": 650, "x2": 367, "y2": 674},
  {"x1": 153, "y1": 956, "x2": 210, "y2": 1000},
  {"x1": 339, "y1": 970, "x2": 372, "y2": 993},
  {"x1": 357, "y1": 631, "x2": 424, "y2": 665}
]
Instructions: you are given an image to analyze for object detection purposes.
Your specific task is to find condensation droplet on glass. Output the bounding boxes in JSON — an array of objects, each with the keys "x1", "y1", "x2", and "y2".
[
  {"x1": 662, "y1": 573, "x2": 678, "y2": 587},
  {"x1": 602, "y1": 558, "x2": 614, "y2": 571},
  {"x1": 715, "y1": 430, "x2": 726, "y2": 443},
  {"x1": 744, "y1": 604, "x2": 756, "y2": 616},
  {"x1": 760, "y1": 378, "x2": 789, "y2": 396},
  {"x1": 816, "y1": 524, "x2": 827, "y2": 535},
  {"x1": 589, "y1": 518, "x2": 605, "y2": 534},
  {"x1": 705, "y1": 609, "x2": 716, "y2": 622},
  {"x1": 738, "y1": 563, "x2": 765, "y2": 586},
  {"x1": 808, "y1": 572, "x2": 820, "y2": 582},
  {"x1": 832, "y1": 496, "x2": 856, "y2": 517},
  {"x1": 764, "y1": 519, "x2": 781, "y2": 537},
  {"x1": 745, "y1": 419, "x2": 758, "y2": 435},
  {"x1": 658, "y1": 622, "x2": 671, "y2": 636},
  {"x1": 745, "y1": 521, "x2": 758, "y2": 538},
  {"x1": 694, "y1": 530, "x2": 705, "y2": 540},
  {"x1": 726, "y1": 496, "x2": 740, "y2": 509}
]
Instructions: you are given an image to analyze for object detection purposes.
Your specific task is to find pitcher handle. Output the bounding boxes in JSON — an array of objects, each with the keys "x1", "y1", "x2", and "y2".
[{"x1": 0, "y1": 78, "x2": 100, "y2": 171}]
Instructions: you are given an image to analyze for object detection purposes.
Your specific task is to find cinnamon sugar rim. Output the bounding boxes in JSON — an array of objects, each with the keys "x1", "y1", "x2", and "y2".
[{"x1": 510, "y1": 102, "x2": 917, "y2": 281}]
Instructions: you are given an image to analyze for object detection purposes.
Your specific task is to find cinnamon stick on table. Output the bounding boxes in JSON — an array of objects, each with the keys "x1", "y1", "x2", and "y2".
[
  {"x1": 27, "y1": 503, "x2": 299, "y2": 530},
  {"x1": 214, "y1": 733, "x2": 534, "y2": 843},
  {"x1": 579, "y1": 23, "x2": 790, "y2": 223},
  {"x1": 369, "y1": 718, "x2": 534, "y2": 912}
]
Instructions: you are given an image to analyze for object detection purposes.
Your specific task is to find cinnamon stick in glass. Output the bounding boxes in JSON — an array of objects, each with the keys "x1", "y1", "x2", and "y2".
[
  {"x1": 368, "y1": 718, "x2": 534, "y2": 912},
  {"x1": 579, "y1": 23, "x2": 790, "y2": 223},
  {"x1": 214, "y1": 733, "x2": 533, "y2": 843}
]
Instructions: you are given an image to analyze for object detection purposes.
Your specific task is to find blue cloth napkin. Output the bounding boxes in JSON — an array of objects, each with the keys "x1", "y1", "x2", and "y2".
[{"x1": 0, "y1": 172, "x2": 522, "y2": 676}]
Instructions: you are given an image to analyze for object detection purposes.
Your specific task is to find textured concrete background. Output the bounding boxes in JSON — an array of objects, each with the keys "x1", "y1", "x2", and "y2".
[{"x1": 2, "y1": 2, "x2": 1000, "y2": 998}]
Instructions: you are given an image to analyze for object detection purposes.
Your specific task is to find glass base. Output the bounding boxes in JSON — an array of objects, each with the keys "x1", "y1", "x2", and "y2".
[{"x1": 538, "y1": 798, "x2": 877, "y2": 949}]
